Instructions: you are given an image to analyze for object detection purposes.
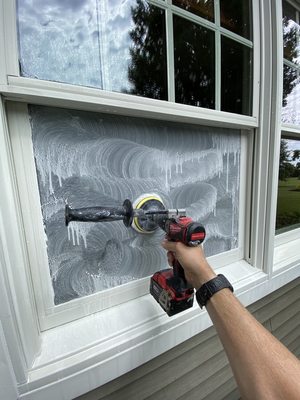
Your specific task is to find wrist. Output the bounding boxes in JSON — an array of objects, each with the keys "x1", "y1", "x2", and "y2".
[{"x1": 193, "y1": 262, "x2": 217, "y2": 290}]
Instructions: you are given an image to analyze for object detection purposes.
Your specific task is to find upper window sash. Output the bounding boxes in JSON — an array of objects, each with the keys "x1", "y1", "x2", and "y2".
[{"x1": 0, "y1": 0, "x2": 260, "y2": 123}]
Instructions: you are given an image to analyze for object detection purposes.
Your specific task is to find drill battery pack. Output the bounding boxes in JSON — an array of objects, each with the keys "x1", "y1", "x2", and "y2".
[{"x1": 150, "y1": 269, "x2": 194, "y2": 316}]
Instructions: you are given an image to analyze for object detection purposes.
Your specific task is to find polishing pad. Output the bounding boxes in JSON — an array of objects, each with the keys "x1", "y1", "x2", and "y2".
[{"x1": 132, "y1": 193, "x2": 165, "y2": 233}]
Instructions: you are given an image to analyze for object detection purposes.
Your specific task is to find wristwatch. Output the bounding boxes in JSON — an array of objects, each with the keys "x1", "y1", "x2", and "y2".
[{"x1": 196, "y1": 274, "x2": 234, "y2": 309}]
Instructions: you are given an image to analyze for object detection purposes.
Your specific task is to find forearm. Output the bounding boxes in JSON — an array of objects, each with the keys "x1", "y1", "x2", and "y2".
[
  {"x1": 206, "y1": 289, "x2": 300, "y2": 400},
  {"x1": 161, "y1": 241, "x2": 300, "y2": 399}
]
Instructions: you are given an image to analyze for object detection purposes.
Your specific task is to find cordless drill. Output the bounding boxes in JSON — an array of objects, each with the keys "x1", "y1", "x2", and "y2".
[
  {"x1": 147, "y1": 211, "x2": 206, "y2": 316},
  {"x1": 65, "y1": 195, "x2": 206, "y2": 316}
]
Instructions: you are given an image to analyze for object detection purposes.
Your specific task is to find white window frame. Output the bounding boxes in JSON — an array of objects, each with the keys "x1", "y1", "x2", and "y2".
[
  {"x1": 274, "y1": 0, "x2": 300, "y2": 271},
  {"x1": 0, "y1": 1, "x2": 299, "y2": 399}
]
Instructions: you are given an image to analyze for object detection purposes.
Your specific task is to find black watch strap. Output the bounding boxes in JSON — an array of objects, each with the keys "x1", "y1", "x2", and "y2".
[{"x1": 196, "y1": 274, "x2": 233, "y2": 309}]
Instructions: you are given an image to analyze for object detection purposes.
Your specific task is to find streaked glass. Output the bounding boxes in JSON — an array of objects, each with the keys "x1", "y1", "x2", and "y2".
[
  {"x1": 173, "y1": 15, "x2": 215, "y2": 108},
  {"x1": 17, "y1": 0, "x2": 168, "y2": 99},
  {"x1": 30, "y1": 105, "x2": 241, "y2": 304},
  {"x1": 172, "y1": 0, "x2": 214, "y2": 22},
  {"x1": 221, "y1": 37, "x2": 252, "y2": 115},
  {"x1": 220, "y1": 0, "x2": 252, "y2": 40}
]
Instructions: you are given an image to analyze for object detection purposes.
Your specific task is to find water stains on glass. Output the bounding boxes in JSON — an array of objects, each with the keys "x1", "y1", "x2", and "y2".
[
  {"x1": 17, "y1": 0, "x2": 167, "y2": 99},
  {"x1": 29, "y1": 105, "x2": 241, "y2": 305},
  {"x1": 172, "y1": 0, "x2": 214, "y2": 22},
  {"x1": 221, "y1": 36, "x2": 252, "y2": 116},
  {"x1": 220, "y1": 0, "x2": 252, "y2": 40},
  {"x1": 173, "y1": 15, "x2": 215, "y2": 108}
]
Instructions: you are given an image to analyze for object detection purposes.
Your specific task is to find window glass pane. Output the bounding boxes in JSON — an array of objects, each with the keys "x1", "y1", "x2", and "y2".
[
  {"x1": 172, "y1": 0, "x2": 214, "y2": 22},
  {"x1": 282, "y1": 0, "x2": 300, "y2": 65},
  {"x1": 276, "y1": 138, "x2": 300, "y2": 234},
  {"x1": 282, "y1": 64, "x2": 300, "y2": 125},
  {"x1": 17, "y1": 0, "x2": 168, "y2": 100},
  {"x1": 173, "y1": 15, "x2": 215, "y2": 108},
  {"x1": 220, "y1": 0, "x2": 252, "y2": 40},
  {"x1": 29, "y1": 105, "x2": 241, "y2": 305},
  {"x1": 221, "y1": 37, "x2": 253, "y2": 115}
]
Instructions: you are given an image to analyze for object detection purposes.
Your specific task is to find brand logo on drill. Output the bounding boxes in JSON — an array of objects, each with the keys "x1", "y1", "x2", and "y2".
[{"x1": 170, "y1": 225, "x2": 182, "y2": 233}]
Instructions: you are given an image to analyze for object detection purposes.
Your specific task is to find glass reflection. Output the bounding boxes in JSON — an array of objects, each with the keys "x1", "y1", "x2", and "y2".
[
  {"x1": 220, "y1": 0, "x2": 252, "y2": 40},
  {"x1": 221, "y1": 37, "x2": 252, "y2": 116},
  {"x1": 173, "y1": 15, "x2": 215, "y2": 108},
  {"x1": 172, "y1": 0, "x2": 214, "y2": 22},
  {"x1": 282, "y1": 1, "x2": 300, "y2": 65},
  {"x1": 282, "y1": 2, "x2": 300, "y2": 64},
  {"x1": 282, "y1": 65, "x2": 300, "y2": 125},
  {"x1": 276, "y1": 138, "x2": 300, "y2": 234},
  {"x1": 17, "y1": 0, "x2": 167, "y2": 100}
]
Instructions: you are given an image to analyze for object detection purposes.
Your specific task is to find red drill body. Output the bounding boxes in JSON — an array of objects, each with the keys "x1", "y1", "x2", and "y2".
[{"x1": 150, "y1": 217, "x2": 206, "y2": 316}]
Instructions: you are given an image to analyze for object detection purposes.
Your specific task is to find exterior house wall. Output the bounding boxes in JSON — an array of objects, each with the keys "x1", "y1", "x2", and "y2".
[{"x1": 77, "y1": 277, "x2": 300, "y2": 400}]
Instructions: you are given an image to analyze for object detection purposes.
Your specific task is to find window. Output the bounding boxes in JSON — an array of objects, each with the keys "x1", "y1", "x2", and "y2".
[
  {"x1": 282, "y1": 0, "x2": 300, "y2": 125},
  {"x1": 276, "y1": 1, "x2": 300, "y2": 238},
  {"x1": 276, "y1": 138, "x2": 300, "y2": 233},
  {"x1": 17, "y1": 0, "x2": 253, "y2": 115},
  {"x1": 4, "y1": 1, "x2": 300, "y2": 399}
]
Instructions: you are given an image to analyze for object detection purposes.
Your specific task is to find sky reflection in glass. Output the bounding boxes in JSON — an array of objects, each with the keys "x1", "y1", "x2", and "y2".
[{"x1": 17, "y1": 0, "x2": 167, "y2": 98}]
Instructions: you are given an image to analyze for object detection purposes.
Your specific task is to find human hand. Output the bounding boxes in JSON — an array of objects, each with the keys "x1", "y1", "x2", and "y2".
[{"x1": 161, "y1": 240, "x2": 216, "y2": 290}]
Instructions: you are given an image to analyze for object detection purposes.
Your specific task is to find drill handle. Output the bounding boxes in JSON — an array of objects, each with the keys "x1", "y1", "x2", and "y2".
[
  {"x1": 172, "y1": 258, "x2": 193, "y2": 290},
  {"x1": 172, "y1": 258, "x2": 186, "y2": 281}
]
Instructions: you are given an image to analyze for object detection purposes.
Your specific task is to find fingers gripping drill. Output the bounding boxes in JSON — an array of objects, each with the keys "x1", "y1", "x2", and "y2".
[{"x1": 65, "y1": 194, "x2": 205, "y2": 316}]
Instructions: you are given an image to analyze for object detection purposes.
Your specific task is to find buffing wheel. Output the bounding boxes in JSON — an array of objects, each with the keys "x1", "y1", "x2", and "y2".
[{"x1": 131, "y1": 193, "x2": 165, "y2": 233}]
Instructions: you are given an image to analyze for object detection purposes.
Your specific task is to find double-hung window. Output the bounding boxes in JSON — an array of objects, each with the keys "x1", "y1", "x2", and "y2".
[
  {"x1": 0, "y1": 1, "x2": 299, "y2": 399},
  {"x1": 7, "y1": 0, "x2": 256, "y2": 330},
  {"x1": 274, "y1": 0, "x2": 300, "y2": 268}
]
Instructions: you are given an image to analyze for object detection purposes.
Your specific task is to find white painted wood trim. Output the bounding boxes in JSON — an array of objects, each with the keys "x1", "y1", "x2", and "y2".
[
  {"x1": 16, "y1": 259, "x2": 300, "y2": 400},
  {"x1": 0, "y1": 322, "x2": 18, "y2": 400},
  {"x1": 0, "y1": 97, "x2": 41, "y2": 377},
  {"x1": 281, "y1": 124, "x2": 300, "y2": 136},
  {"x1": 275, "y1": 227, "x2": 300, "y2": 246},
  {"x1": 2, "y1": 0, "x2": 19, "y2": 77},
  {"x1": 252, "y1": 0, "x2": 261, "y2": 120},
  {"x1": 1, "y1": 76, "x2": 258, "y2": 130},
  {"x1": 262, "y1": 0, "x2": 284, "y2": 277}
]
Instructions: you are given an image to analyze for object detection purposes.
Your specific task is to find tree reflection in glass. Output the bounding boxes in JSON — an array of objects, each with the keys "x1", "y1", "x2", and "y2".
[
  {"x1": 126, "y1": 1, "x2": 168, "y2": 100},
  {"x1": 282, "y1": 0, "x2": 300, "y2": 125},
  {"x1": 221, "y1": 37, "x2": 252, "y2": 116},
  {"x1": 172, "y1": 0, "x2": 214, "y2": 22},
  {"x1": 173, "y1": 15, "x2": 215, "y2": 108},
  {"x1": 220, "y1": 0, "x2": 252, "y2": 40}
]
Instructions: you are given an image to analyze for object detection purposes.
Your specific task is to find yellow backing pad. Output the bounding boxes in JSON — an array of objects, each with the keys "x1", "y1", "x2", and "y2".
[{"x1": 132, "y1": 193, "x2": 164, "y2": 233}]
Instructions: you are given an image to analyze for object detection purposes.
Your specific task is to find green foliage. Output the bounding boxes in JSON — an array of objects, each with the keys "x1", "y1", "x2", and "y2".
[
  {"x1": 279, "y1": 139, "x2": 300, "y2": 181},
  {"x1": 276, "y1": 177, "x2": 300, "y2": 230}
]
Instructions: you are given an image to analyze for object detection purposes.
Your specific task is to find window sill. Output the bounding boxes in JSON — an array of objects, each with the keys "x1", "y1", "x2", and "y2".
[
  {"x1": 274, "y1": 231, "x2": 300, "y2": 272},
  {"x1": 17, "y1": 258, "x2": 300, "y2": 400}
]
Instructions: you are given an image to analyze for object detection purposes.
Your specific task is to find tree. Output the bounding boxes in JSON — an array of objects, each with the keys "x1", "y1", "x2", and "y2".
[
  {"x1": 126, "y1": 0, "x2": 167, "y2": 100},
  {"x1": 279, "y1": 139, "x2": 300, "y2": 181}
]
